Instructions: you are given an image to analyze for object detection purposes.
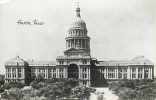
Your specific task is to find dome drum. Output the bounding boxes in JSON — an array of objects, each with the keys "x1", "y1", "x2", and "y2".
[{"x1": 67, "y1": 29, "x2": 88, "y2": 37}]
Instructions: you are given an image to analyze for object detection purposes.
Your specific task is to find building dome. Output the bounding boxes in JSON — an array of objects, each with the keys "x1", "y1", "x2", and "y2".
[
  {"x1": 5, "y1": 56, "x2": 27, "y2": 66},
  {"x1": 68, "y1": 7, "x2": 87, "y2": 32}
]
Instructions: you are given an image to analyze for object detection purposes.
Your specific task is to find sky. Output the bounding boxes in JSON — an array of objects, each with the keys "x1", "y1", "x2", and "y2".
[{"x1": 0, "y1": 0, "x2": 156, "y2": 75}]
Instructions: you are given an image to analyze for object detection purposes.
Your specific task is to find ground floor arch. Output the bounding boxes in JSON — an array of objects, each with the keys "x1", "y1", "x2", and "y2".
[{"x1": 68, "y1": 64, "x2": 79, "y2": 79}]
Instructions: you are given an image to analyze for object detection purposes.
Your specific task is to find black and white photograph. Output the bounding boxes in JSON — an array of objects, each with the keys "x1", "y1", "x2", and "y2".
[{"x1": 0, "y1": 0, "x2": 156, "y2": 100}]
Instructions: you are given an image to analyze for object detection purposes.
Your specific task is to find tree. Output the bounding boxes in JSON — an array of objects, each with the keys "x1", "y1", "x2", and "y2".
[
  {"x1": 72, "y1": 86, "x2": 96, "y2": 99},
  {"x1": 36, "y1": 74, "x2": 45, "y2": 82}
]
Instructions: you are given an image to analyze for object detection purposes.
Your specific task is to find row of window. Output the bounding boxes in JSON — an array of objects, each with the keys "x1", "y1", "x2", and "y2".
[
  {"x1": 32, "y1": 68, "x2": 64, "y2": 73},
  {"x1": 67, "y1": 39, "x2": 89, "y2": 48},
  {"x1": 100, "y1": 68, "x2": 151, "y2": 73},
  {"x1": 100, "y1": 68, "x2": 127, "y2": 73},
  {"x1": 99, "y1": 71, "x2": 150, "y2": 79},
  {"x1": 68, "y1": 30, "x2": 86, "y2": 37},
  {"x1": 58, "y1": 60, "x2": 88, "y2": 65},
  {"x1": 6, "y1": 72, "x2": 22, "y2": 78}
]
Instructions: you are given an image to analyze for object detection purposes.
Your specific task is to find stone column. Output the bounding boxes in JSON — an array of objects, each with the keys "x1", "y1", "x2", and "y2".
[
  {"x1": 79, "y1": 66, "x2": 81, "y2": 79},
  {"x1": 150, "y1": 67, "x2": 152, "y2": 79},
  {"x1": 149, "y1": 67, "x2": 151, "y2": 79},
  {"x1": 11, "y1": 68, "x2": 12, "y2": 79},
  {"x1": 16, "y1": 68, "x2": 18, "y2": 79},
  {"x1": 81, "y1": 39, "x2": 83, "y2": 48},
  {"x1": 74, "y1": 39, "x2": 75, "y2": 48},
  {"x1": 106, "y1": 68, "x2": 108, "y2": 79},
  {"x1": 127, "y1": 66, "x2": 130, "y2": 79},
  {"x1": 79, "y1": 39, "x2": 81, "y2": 48},
  {"x1": 86, "y1": 67, "x2": 88, "y2": 79},
  {"x1": 72, "y1": 39, "x2": 73, "y2": 48},
  {"x1": 80, "y1": 67, "x2": 82, "y2": 79},
  {"x1": 84, "y1": 40, "x2": 85, "y2": 48},
  {"x1": 69, "y1": 40, "x2": 72, "y2": 48},
  {"x1": 70, "y1": 40, "x2": 72, "y2": 48},
  {"x1": 67, "y1": 40, "x2": 69, "y2": 49},
  {"x1": 86, "y1": 40, "x2": 88, "y2": 48},
  {"x1": 78, "y1": 39, "x2": 80, "y2": 48},
  {"x1": 104, "y1": 68, "x2": 106, "y2": 78},
  {"x1": 5, "y1": 69, "x2": 7, "y2": 79},
  {"x1": 75, "y1": 39, "x2": 77, "y2": 48},
  {"x1": 116, "y1": 67, "x2": 118, "y2": 79},
  {"x1": 115, "y1": 68, "x2": 117, "y2": 79},
  {"x1": 88, "y1": 67, "x2": 90, "y2": 80},
  {"x1": 71, "y1": 39, "x2": 73, "y2": 48},
  {"x1": 56, "y1": 68, "x2": 59, "y2": 78},
  {"x1": 23, "y1": 68, "x2": 25, "y2": 79},
  {"x1": 85, "y1": 40, "x2": 87, "y2": 49},
  {"x1": 88, "y1": 39, "x2": 90, "y2": 49},
  {"x1": 148, "y1": 67, "x2": 151, "y2": 79},
  {"x1": 46, "y1": 68, "x2": 48, "y2": 79},
  {"x1": 63, "y1": 68, "x2": 65, "y2": 78},
  {"x1": 136, "y1": 67, "x2": 138, "y2": 79},
  {"x1": 69, "y1": 40, "x2": 71, "y2": 48},
  {"x1": 142, "y1": 67, "x2": 144, "y2": 79},
  {"x1": 66, "y1": 40, "x2": 67, "y2": 49},
  {"x1": 74, "y1": 39, "x2": 76, "y2": 48},
  {"x1": 130, "y1": 67, "x2": 132, "y2": 80}
]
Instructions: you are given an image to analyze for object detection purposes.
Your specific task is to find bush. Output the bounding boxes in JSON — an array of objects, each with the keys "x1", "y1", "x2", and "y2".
[
  {"x1": 109, "y1": 80, "x2": 156, "y2": 100},
  {"x1": 2, "y1": 82, "x2": 25, "y2": 90}
]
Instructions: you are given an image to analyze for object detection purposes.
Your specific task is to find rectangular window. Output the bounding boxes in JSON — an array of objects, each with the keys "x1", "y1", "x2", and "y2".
[
  {"x1": 13, "y1": 73, "x2": 16, "y2": 78},
  {"x1": 18, "y1": 68, "x2": 22, "y2": 78},
  {"x1": 83, "y1": 74, "x2": 87, "y2": 79},
  {"x1": 132, "y1": 74, "x2": 136, "y2": 78},
  {"x1": 12, "y1": 68, "x2": 16, "y2": 78},
  {"x1": 53, "y1": 68, "x2": 56, "y2": 72},
  {"x1": 59, "y1": 68, "x2": 64, "y2": 72},
  {"x1": 144, "y1": 69, "x2": 149, "y2": 78},
  {"x1": 138, "y1": 73, "x2": 142, "y2": 78},
  {"x1": 132, "y1": 68, "x2": 136, "y2": 72},
  {"x1": 118, "y1": 73, "x2": 122, "y2": 79},
  {"x1": 108, "y1": 73, "x2": 111, "y2": 78},
  {"x1": 59, "y1": 61, "x2": 64, "y2": 65},
  {"x1": 83, "y1": 68, "x2": 87, "y2": 72},
  {"x1": 12, "y1": 68, "x2": 16, "y2": 73},
  {"x1": 48, "y1": 69, "x2": 52, "y2": 79},
  {"x1": 83, "y1": 60, "x2": 87, "y2": 64},
  {"x1": 123, "y1": 73, "x2": 127, "y2": 79},
  {"x1": 53, "y1": 73, "x2": 56, "y2": 78},
  {"x1": 7, "y1": 68, "x2": 11, "y2": 73},
  {"x1": 59, "y1": 74, "x2": 64, "y2": 78},
  {"x1": 138, "y1": 68, "x2": 143, "y2": 79},
  {"x1": 138, "y1": 68, "x2": 143, "y2": 72}
]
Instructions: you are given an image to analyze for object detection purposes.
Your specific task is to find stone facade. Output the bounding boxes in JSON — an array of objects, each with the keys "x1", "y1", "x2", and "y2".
[
  {"x1": 5, "y1": 4, "x2": 154, "y2": 87},
  {"x1": 5, "y1": 56, "x2": 31, "y2": 85}
]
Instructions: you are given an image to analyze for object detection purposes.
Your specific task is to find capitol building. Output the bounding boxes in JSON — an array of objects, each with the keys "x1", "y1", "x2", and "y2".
[{"x1": 5, "y1": 4, "x2": 154, "y2": 87}]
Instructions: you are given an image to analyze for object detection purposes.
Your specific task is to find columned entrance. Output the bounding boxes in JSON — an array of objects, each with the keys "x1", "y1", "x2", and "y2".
[{"x1": 68, "y1": 64, "x2": 79, "y2": 79}]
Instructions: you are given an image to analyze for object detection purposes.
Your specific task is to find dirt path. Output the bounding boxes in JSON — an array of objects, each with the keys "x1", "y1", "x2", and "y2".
[{"x1": 89, "y1": 87, "x2": 119, "y2": 100}]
